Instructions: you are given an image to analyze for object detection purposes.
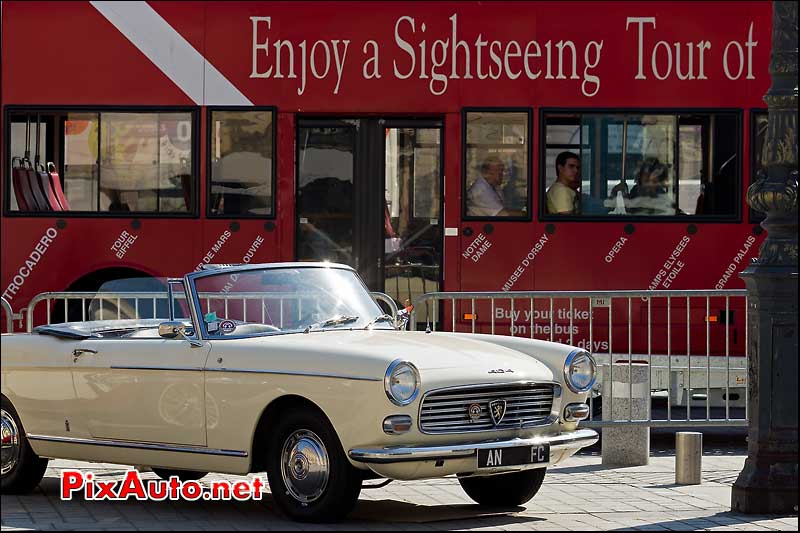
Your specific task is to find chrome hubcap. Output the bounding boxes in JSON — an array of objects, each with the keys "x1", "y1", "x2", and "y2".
[
  {"x1": 1, "y1": 409, "x2": 20, "y2": 477},
  {"x1": 280, "y1": 430, "x2": 329, "y2": 504}
]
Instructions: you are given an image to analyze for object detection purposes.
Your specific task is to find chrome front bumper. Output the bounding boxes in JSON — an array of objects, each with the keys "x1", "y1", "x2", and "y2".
[{"x1": 348, "y1": 428, "x2": 598, "y2": 464}]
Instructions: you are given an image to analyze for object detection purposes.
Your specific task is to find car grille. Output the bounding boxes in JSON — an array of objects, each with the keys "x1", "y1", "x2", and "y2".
[{"x1": 419, "y1": 383, "x2": 555, "y2": 434}]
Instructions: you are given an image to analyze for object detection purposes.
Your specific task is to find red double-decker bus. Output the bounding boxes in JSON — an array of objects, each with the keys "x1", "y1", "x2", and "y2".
[{"x1": 2, "y1": 1, "x2": 771, "y2": 359}]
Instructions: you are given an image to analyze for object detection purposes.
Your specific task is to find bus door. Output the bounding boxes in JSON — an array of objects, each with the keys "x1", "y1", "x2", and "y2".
[{"x1": 296, "y1": 118, "x2": 443, "y2": 312}]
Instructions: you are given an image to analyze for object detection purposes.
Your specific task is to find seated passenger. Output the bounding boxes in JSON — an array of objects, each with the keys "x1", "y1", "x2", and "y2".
[
  {"x1": 546, "y1": 151, "x2": 581, "y2": 215},
  {"x1": 628, "y1": 158, "x2": 675, "y2": 215},
  {"x1": 467, "y1": 154, "x2": 526, "y2": 217}
]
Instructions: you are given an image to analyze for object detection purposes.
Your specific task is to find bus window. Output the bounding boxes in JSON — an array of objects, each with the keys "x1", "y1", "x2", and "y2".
[
  {"x1": 542, "y1": 112, "x2": 740, "y2": 220},
  {"x1": 543, "y1": 120, "x2": 591, "y2": 215},
  {"x1": 464, "y1": 110, "x2": 529, "y2": 219},
  {"x1": 64, "y1": 113, "x2": 99, "y2": 211},
  {"x1": 6, "y1": 109, "x2": 195, "y2": 214},
  {"x1": 100, "y1": 112, "x2": 193, "y2": 213},
  {"x1": 682, "y1": 113, "x2": 739, "y2": 217},
  {"x1": 209, "y1": 109, "x2": 274, "y2": 217}
]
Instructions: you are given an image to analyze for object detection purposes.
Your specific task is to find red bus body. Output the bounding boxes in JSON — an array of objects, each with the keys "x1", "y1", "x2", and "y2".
[{"x1": 1, "y1": 1, "x2": 771, "y2": 358}]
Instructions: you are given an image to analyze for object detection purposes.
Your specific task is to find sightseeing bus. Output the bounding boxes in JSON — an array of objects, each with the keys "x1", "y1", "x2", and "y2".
[{"x1": 2, "y1": 0, "x2": 772, "y2": 380}]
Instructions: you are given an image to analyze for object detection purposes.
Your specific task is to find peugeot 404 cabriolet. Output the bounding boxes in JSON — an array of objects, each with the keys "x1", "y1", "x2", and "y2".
[{"x1": 1, "y1": 263, "x2": 597, "y2": 522}]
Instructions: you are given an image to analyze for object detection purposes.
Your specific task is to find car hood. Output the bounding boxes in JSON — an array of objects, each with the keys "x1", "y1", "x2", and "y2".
[{"x1": 210, "y1": 329, "x2": 556, "y2": 383}]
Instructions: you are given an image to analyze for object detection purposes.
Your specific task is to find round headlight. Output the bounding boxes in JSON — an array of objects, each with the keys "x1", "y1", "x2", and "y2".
[
  {"x1": 384, "y1": 360, "x2": 420, "y2": 406},
  {"x1": 564, "y1": 349, "x2": 597, "y2": 393}
]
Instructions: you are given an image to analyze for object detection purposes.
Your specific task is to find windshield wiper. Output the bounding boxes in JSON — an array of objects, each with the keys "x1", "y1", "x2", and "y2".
[
  {"x1": 362, "y1": 314, "x2": 395, "y2": 330},
  {"x1": 303, "y1": 314, "x2": 360, "y2": 333}
]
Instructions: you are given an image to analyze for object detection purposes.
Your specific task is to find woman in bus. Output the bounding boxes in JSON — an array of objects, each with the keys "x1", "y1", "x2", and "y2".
[{"x1": 628, "y1": 157, "x2": 676, "y2": 215}]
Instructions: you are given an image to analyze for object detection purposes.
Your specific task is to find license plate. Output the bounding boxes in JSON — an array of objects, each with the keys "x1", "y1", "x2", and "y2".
[{"x1": 477, "y1": 444, "x2": 550, "y2": 469}]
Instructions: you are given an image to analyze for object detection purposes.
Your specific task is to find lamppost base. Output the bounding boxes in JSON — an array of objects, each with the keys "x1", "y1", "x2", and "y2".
[
  {"x1": 731, "y1": 458, "x2": 798, "y2": 514},
  {"x1": 732, "y1": 265, "x2": 798, "y2": 516}
]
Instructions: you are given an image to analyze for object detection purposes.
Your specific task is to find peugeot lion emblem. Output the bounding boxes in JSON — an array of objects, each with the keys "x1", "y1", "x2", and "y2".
[{"x1": 488, "y1": 399, "x2": 507, "y2": 425}]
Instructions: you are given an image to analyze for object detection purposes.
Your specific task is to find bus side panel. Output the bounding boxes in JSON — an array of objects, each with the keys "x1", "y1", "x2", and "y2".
[{"x1": 1, "y1": 1, "x2": 194, "y2": 106}]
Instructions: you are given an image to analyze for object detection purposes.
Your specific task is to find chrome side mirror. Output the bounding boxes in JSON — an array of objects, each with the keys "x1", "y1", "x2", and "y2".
[
  {"x1": 159, "y1": 321, "x2": 203, "y2": 347},
  {"x1": 396, "y1": 306, "x2": 413, "y2": 331},
  {"x1": 158, "y1": 321, "x2": 185, "y2": 339}
]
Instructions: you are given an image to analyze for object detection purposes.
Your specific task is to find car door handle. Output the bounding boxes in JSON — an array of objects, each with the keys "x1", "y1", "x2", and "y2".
[{"x1": 73, "y1": 348, "x2": 98, "y2": 362}]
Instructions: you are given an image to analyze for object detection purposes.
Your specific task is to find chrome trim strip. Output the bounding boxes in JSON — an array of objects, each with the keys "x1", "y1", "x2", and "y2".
[
  {"x1": 27, "y1": 435, "x2": 248, "y2": 457},
  {"x1": 418, "y1": 415, "x2": 560, "y2": 435},
  {"x1": 421, "y1": 380, "x2": 560, "y2": 396},
  {"x1": 186, "y1": 262, "x2": 355, "y2": 282},
  {"x1": 348, "y1": 428, "x2": 599, "y2": 464},
  {"x1": 110, "y1": 366, "x2": 203, "y2": 372},
  {"x1": 205, "y1": 367, "x2": 382, "y2": 382},
  {"x1": 186, "y1": 270, "x2": 206, "y2": 342}
]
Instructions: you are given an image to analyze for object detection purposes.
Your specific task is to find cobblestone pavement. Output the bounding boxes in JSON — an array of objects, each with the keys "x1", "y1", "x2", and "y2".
[{"x1": 2, "y1": 453, "x2": 797, "y2": 531}]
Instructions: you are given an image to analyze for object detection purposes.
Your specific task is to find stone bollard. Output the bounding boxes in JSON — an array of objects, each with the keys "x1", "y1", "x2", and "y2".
[
  {"x1": 676, "y1": 432, "x2": 703, "y2": 484},
  {"x1": 601, "y1": 362, "x2": 651, "y2": 466}
]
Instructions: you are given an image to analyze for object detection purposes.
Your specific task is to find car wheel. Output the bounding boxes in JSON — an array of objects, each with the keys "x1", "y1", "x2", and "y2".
[
  {"x1": 265, "y1": 408, "x2": 361, "y2": 522},
  {"x1": 151, "y1": 468, "x2": 207, "y2": 482},
  {"x1": 458, "y1": 468, "x2": 546, "y2": 507},
  {"x1": 1, "y1": 398, "x2": 49, "y2": 494}
]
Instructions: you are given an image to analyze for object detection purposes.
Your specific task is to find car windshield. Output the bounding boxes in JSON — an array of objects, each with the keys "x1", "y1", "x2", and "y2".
[{"x1": 190, "y1": 266, "x2": 393, "y2": 338}]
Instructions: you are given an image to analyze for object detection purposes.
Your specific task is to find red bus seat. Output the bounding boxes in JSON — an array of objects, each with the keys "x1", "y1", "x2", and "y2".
[
  {"x1": 35, "y1": 166, "x2": 62, "y2": 211},
  {"x1": 25, "y1": 165, "x2": 51, "y2": 211},
  {"x1": 11, "y1": 159, "x2": 37, "y2": 211},
  {"x1": 47, "y1": 163, "x2": 69, "y2": 210}
]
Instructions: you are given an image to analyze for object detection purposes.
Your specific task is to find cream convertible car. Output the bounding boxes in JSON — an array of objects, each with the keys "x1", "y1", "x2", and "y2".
[{"x1": 1, "y1": 263, "x2": 597, "y2": 522}]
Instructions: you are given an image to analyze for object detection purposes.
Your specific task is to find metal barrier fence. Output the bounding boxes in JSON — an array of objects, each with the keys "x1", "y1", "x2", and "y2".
[
  {"x1": 410, "y1": 289, "x2": 749, "y2": 427},
  {"x1": 25, "y1": 290, "x2": 398, "y2": 332},
  {"x1": 21, "y1": 287, "x2": 748, "y2": 427},
  {"x1": 1, "y1": 297, "x2": 12, "y2": 333}
]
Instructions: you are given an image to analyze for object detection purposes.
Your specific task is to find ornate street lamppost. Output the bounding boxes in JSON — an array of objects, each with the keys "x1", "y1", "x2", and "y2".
[{"x1": 731, "y1": 0, "x2": 798, "y2": 515}]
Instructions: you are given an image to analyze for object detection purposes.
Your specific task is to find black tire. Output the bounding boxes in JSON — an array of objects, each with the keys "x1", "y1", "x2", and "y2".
[
  {"x1": 1, "y1": 397, "x2": 49, "y2": 494},
  {"x1": 265, "y1": 407, "x2": 361, "y2": 523},
  {"x1": 459, "y1": 468, "x2": 546, "y2": 507},
  {"x1": 151, "y1": 468, "x2": 207, "y2": 482}
]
